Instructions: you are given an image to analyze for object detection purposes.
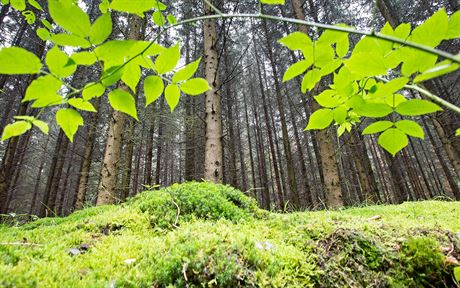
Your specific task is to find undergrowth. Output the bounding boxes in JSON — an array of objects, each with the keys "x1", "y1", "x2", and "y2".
[{"x1": 0, "y1": 182, "x2": 459, "y2": 287}]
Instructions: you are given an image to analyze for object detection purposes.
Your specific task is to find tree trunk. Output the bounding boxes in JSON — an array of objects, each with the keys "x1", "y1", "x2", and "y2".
[
  {"x1": 262, "y1": 18, "x2": 300, "y2": 208},
  {"x1": 29, "y1": 137, "x2": 50, "y2": 214},
  {"x1": 291, "y1": 0, "x2": 343, "y2": 208},
  {"x1": 74, "y1": 98, "x2": 101, "y2": 210},
  {"x1": 253, "y1": 41, "x2": 284, "y2": 209},
  {"x1": 97, "y1": 15, "x2": 143, "y2": 206},
  {"x1": 203, "y1": 0, "x2": 223, "y2": 183}
]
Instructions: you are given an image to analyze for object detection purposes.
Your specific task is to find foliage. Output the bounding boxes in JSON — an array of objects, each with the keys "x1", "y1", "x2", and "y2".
[
  {"x1": 280, "y1": 8, "x2": 460, "y2": 155},
  {"x1": 0, "y1": 0, "x2": 459, "y2": 158},
  {"x1": 0, "y1": 183, "x2": 459, "y2": 287},
  {"x1": 0, "y1": 0, "x2": 209, "y2": 143}
]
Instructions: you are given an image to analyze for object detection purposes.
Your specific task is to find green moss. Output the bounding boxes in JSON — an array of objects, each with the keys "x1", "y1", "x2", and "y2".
[
  {"x1": 130, "y1": 182, "x2": 265, "y2": 229},
  {"x1": 0, "y1": 182, "x2": 459, "y2": 287}
]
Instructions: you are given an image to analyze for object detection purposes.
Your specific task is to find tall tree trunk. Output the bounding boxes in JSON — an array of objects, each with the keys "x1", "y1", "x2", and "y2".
[
  {"x1": 155, "y1": 98, "x2": 165, "y2": 186},
  {"x1": 243, "y1": 80, "x2": 257, "y2": 191},
  {"x1": 74, "y1": 98, "x2": 101, "y2": 210},
  {"x1": 29, "y1": 137, "x2": 50, "y2": 214},
  {"x1": 291, "y1": 0, "x2": 343, "y2": 208},
  {"x1": 97, "y1": 15, "x2": 143, "y2": 205},
  {"x1": 40, "y1": 130, "x2": 69, "y2": 217},
  {"x1": 376, "y1": 0, "x2": 399, "y2": 27},
  {"x1": 262, "y1": 19, "x2": 300, "y2": 208},
  {"x1": 253, "y1": 42, "x2": 284, "y2": 209},
  {"x1": 144, "y1": 110, "x2": 156, "y2": 186},
  {"x1": 223, "y1": 48, "x2": 238, "y2": 187},
  {"x1": 120, "y1": 117, "x2": 136, "y2": 200},
  {"x1": 203, "y1": 0, "x2": 223, "y2": 183}
]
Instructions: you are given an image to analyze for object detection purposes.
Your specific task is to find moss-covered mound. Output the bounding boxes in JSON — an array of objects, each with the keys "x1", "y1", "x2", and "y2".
[{"x1": 0, "y1": 182, "x2": 459, "y2": 287}]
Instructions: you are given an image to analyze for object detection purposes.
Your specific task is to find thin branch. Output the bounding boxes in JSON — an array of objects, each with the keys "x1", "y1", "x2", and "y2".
[
  {"x1": 407, "y1": 84, "x2": 460, "y2": 115},
  {"x1": 166, "y1": 13, "x2": 460, "y2": 64},
  {"x1": 203, "y1": 0, "x2": 223, "y2": 15}
]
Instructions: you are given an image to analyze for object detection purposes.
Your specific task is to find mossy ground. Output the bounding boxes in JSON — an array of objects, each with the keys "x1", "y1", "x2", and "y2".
[{"x1": 0, "y1": 182, "x2": 459, "y2": 287}]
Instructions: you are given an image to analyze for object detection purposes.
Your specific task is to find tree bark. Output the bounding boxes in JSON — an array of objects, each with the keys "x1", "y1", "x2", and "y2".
[
  {"x1": 97, "y1": 15, "x2": 143, "y2": 206},
  {"x1": 74, "y1": 98, "x2": 101, "y2": 210},
  {"x1": 291, "y1": 0, "x2": 343, "y2": 208},
  {"x1": 203, "y1": 0, "x2": 223, "y2": 183}
]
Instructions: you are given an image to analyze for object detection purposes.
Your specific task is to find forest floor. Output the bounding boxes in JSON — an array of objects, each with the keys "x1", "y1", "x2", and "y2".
[{"x1": 0, "y1": 182, "x2": 459, "y2": 287}]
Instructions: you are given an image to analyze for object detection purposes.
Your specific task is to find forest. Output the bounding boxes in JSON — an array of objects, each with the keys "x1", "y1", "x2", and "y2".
[{"x1": 0, "y1": 0, "x2": 460, "y2": 286}]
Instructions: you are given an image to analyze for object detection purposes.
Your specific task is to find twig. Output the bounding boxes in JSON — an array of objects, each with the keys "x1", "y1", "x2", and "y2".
[
  {"x1": 0, "y1": 242, "x2": 43, "y2": 247},
  {"x1": 171, "y1": 200, "x2": 181, "y2": 228}
]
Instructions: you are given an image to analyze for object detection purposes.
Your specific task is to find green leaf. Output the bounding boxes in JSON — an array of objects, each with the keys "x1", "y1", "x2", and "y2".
[
  {"x1": 301, "y1": 69, "x2": 321, "y2": 93},
  {"x1": 94, "y1": 40, "x2": 137, "y2": 68},
  {"x1": 71, "y1": 51, "x2": 97, "y2": 66},
  {"x1": 23, "y1": 75, "x2": 63, "y2": 107},
  {"x1": 144, "y1": 75, "x2": 164, "y2": 107},
  {"x1": 51, "y1": 33, "x2": 91, "y2": 48},
  {"x1": 401, "y1": 48, "x2": 438, "y2": 76},
  {"x1": 13, "y1": 116, "x2": 35, "y2": 121},
  {"x1": 395, "y1": 120, "x2": 424, "y2": 139},
  {"x1": 370, "y1": 77, "x2": 408, "y2": 99},
  {"x1": 99, "y1": 0, "x2": 109, "y2": 13},
  {"x1": 395, "y1": 99, "x2": 442, "y2": 116},
  {"x1": 68, "y1": 98, "x2": 97, "y2": 112},
  {"x1": 28, "y1": 0, "x2": 43, "y2": 10},
  {"x1": 314, "y1": 90, "x2": 342, "y2": 108},
  {"x1": 260, "y1": 0, "x2": 284, "y2": 4},
  {"x1": 454, "y1": 267, "x2": 460, "y2": 285},
  {"x1": 378, "y1": 128, "x2": 408, "y2": 156},
  {"x1": 305, "y1": 109, "x2": 333, "y2": 130},
  {"x1": 283, "y1": 59, "x2": 312, "y2": 82},
  {"x1": 56, "y1": 109, "x2": 83, "y2": 142},
  {"x1": 362, "y1": 121, "x2": 394, "y2": 135},
  {"x1": 101, "y1": 66, "x2": 125, "y2": 87},
  {"x1": 411, "y1": 8, "x2": 448, "y2": 47},
  {"x1": 0, "y1": 47, "x2": 42, "y2": 74},
  {"x1": 456, "y1": 128, "x2": 460, "y2": 137},
  {"x1": 167, "y1": 14, "x2": 177, "y2": 25},
  {"x1": 172, "y1": 58, "x2": 201, "y2": 83},
  {"x1": 46, "y1": 46, "x2": 76, "y2": 78},
  {"x1": 108, "y1": 89, "x2": 138, "y2": 120},
  {"x1": 386, "y1": 94, "x2": 407, "y2": 108},
  {"x1": 278, "y1": 32, "x2": 312, "y2": 51},
  {"x1": 345, "y1": 51, "x2": 388, "y2": 78},
  {"x1": 180, "y1": 78, "x2": 211, "y2": 96},
  {"x1": 90, "y1": 13, "x2": 112, "y2": 45},
  {"x1": 110, "y1": 0, "x2": 156, "y2": 16},
  {"x1": 82, "y1": 83, "x2": 106, "y2": 100},
  {"x1": 414, "y1": 60, "x2": 459, "y2": 83},
  {"x1": 319, "y1": 59, "x2": 342, "y2": 76},
  {"x1": 37, "y1": 28, "x2": 51, "y2": 41},
  {"x1": 22, "y1": 10, "x2": 36, "y2": 25},
  {"x1": 31, "y1": 119, "x2": 49, "y2": 134},
  {"x1": 336, "y1": 35, "x2": 349, "y2": 58},
  {"x1": 165, "y1": 84, "x2": 180, "y2": 112},
  {"x1": 1, "y1": 121, "x2": 32, "y2": 142},
  {"x1": 333, "y1": 106, "x2": 348, "y2": 124},
  {"x1": 155, "y1": 43, "x2": 180, "y2": 74},
  {"x1": 10, "y1": 0, "x2": 25, "y2": 10},
  {"x1": 314, "y1": 43, "x2": 335, "y2": 67},
  {"x1": 446, "y1": 10, "x2": 460, "y2": 39},
  {"x1": 152, "y1": 10, "x2": 165, "y2": 26},
  {"x1": 121, "y1": 62, "x2": 141, "y2": 92},
  {"x1": 41, "y1": 19, "x2": 52, "y2": 30},
  {"x1": 354, "y1": 102, "x2": 393, "y2": 118},
  {"x1": 48, "y1": 0, "x2": 91, "y2": 37}
]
